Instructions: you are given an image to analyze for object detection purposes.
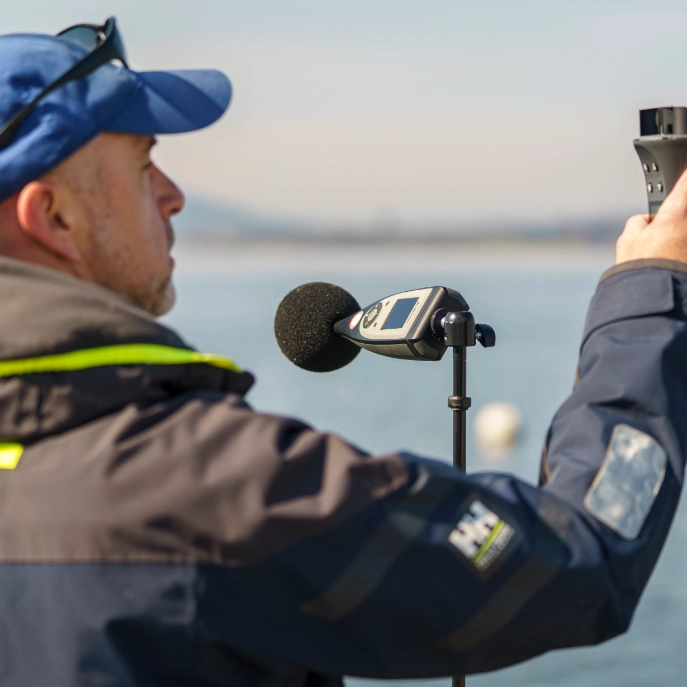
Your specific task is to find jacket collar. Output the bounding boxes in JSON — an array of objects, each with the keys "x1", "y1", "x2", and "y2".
[{"x1": 0, "y1": 257, "x2": 254, "y2": 442}]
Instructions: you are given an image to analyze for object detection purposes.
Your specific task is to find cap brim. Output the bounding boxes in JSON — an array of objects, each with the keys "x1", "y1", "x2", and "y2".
[{"x1": 105, "y1": 69, "x2": 231, "y2": 135}]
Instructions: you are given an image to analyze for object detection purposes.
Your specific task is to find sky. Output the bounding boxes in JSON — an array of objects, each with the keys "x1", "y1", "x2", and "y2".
[{"x1": 3, "y1": 1, "x2": 687, "y2": 227}]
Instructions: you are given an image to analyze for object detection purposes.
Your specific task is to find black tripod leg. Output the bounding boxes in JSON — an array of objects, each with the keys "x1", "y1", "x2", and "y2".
[
  {"x1": 449, "y1": 347, "x2": 469, "y2": 687},
  {"x1": 451, "y1": 347, "x2": 468, "y2": 471}
]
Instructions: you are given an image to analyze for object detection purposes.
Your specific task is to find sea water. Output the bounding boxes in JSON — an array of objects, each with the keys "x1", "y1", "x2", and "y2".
[{"x1": 163, "y1": 243, "x2": 687, "y2": 687}]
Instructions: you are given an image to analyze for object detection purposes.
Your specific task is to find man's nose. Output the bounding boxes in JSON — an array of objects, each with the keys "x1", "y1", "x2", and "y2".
[{"x1": 152, "y1": 165, "x2": 185, "y2": 218}]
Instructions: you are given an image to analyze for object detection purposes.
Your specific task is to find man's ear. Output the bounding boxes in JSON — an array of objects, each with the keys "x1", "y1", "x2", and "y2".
[{"x1": 15, "y1": 181, "x2": 81, "y2": 262}]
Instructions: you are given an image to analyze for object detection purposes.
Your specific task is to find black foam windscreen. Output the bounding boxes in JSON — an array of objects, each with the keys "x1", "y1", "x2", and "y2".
[{"x1": 275, "y1": 282, "x2": 362, "y2": 372}]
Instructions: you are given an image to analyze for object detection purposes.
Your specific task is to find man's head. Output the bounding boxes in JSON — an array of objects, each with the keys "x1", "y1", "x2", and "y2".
[
  {"x1": 0, "y1": 132, "x2": 184, "y2": 316},
  {"x1": 0, "y1": 18, "x2": 231, "y2": 316}
]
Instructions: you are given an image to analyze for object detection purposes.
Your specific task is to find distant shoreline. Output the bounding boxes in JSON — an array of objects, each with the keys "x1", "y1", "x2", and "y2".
[{"x1": 174, "y1": 238, "x2": 616, "y2": 273}]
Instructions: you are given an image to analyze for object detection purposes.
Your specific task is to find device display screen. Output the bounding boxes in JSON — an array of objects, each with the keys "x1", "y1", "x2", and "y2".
[{"x1": 381, "y1": 297, "x2": 419, "y2": 330}]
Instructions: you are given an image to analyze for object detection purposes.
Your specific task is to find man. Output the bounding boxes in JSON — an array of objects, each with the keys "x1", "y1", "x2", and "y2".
[{"x1": 0, "y1": 17, "x2": 684, "y2": 687}]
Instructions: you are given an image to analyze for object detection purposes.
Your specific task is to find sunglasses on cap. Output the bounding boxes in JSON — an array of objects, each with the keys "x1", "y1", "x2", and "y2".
[{"x1": 0, "y1": 17, "x2": 128, "y2": 150}]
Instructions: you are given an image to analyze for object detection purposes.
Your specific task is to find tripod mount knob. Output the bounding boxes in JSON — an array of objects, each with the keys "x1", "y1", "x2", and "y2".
[{"x1": 475, "y1": 324, "x2": 496, "y2": 348}]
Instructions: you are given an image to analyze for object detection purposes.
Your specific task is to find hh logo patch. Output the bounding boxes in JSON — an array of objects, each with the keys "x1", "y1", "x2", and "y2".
[{"x1": 448, "y1": 500, "x2": 515, "y2": 572}]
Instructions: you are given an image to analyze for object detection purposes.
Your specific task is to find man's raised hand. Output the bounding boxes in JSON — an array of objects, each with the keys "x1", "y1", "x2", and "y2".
[{"x1": 617, "y1": 167, "x2": 687, "y2": 265}]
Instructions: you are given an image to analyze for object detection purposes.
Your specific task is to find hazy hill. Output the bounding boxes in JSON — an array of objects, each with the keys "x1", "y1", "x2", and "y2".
[{"x1": 174, "y1": 195, "x2": 624, "y2": 244}]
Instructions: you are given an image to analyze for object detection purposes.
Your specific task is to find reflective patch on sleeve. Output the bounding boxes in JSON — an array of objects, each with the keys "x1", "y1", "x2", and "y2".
[
  {"x1": 584, "y1": 424, "x2": 666, "y2": 540},
  {"x1": 448, "y1": 500, "x2": 516, "y2": 573},
  {"x1": 0, "y1": 443, "x2": 23, "y2": 470}
]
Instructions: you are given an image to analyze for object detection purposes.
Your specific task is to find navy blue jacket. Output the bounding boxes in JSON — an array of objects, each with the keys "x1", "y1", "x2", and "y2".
[{"x1": 0, "y1": 256, "x2": 684, "y2": 686}]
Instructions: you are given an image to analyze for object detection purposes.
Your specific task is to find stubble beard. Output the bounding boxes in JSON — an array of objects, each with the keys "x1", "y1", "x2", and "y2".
[{"x1": 88, "y1": 221, "x2": 177, "y2": 318}]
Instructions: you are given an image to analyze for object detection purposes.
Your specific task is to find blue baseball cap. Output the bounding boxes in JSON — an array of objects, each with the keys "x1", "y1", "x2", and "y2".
[{"x1": 0, "y1": 30, "x2": 232, "y2": 201}]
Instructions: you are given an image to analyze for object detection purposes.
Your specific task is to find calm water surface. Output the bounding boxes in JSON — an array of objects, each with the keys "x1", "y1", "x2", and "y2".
[{"x1": 163, "y1": 243, "x2": 687, "y2": 687}]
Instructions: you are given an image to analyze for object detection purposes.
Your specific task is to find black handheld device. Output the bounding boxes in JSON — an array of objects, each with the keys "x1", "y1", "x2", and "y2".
[
  {"x1": 334, "y1": 285, "x2": 484, "y2": 361},
  {"x1": 634, "y1": 106, "x2": 687, "y2": 215}
]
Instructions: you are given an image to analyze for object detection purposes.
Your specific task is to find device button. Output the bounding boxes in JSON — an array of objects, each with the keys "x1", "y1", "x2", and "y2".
[
  {"x1": 643, "y1": 163, "x2": 650, "y2": 173},
  {"x1": 658, "y1": 182, "x2": 664, "y2": 193},
  {"x1": 348, "y1": 310, "x2": 364, "y2": 330},
  {"x1": 652, "y1": 163, "x2": 659, "y2": 172},
  {"x1": 647, "y1": 183, "x2": 654, "y2": 193},
  {"x1": 362, "y1": 302, "x2": 383, "y2": 329}
]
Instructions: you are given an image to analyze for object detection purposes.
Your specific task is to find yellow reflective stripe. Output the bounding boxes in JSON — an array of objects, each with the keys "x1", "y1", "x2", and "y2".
[
  {"x1": 0, "y1": 443, "x2": 23, "y2": 470},
  {"x1": 472, "y1": 519, "x2": 505, "y2": 564},
  {"x1": 0, "y1": 344, "x2": 241, "y2": 378}
]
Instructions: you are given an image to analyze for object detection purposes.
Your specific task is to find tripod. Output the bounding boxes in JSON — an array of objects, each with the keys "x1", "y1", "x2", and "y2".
[{"x1": 442, "y1": 311, "x2": 496, "y2": 687}]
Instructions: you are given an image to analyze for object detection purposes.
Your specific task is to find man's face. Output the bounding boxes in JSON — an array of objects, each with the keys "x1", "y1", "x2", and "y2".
[{"x1": 51, "y1": 132, "x2": 185, "y2": 316}]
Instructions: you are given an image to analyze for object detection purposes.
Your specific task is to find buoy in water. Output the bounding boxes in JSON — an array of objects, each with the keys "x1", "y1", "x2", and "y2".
[{"x1": 473, "y1": 402, "x2": 522, "y2": 460}]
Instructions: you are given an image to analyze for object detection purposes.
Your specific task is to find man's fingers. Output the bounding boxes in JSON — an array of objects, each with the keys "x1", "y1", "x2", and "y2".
[
  {"x1": 623, "y1": 213, "x2": 651, "y2": 235},
  {"x1": 656, "y1": 165, "x2": 687, "y2": 218},
  {"x1": 616, "y1": 214, "x2": 652, "y2": 264}
]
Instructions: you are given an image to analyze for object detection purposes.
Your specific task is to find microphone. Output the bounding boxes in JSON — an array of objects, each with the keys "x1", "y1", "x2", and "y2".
[{"x1": 274, "y1": 282, "x2": 362, "y2": 372}]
